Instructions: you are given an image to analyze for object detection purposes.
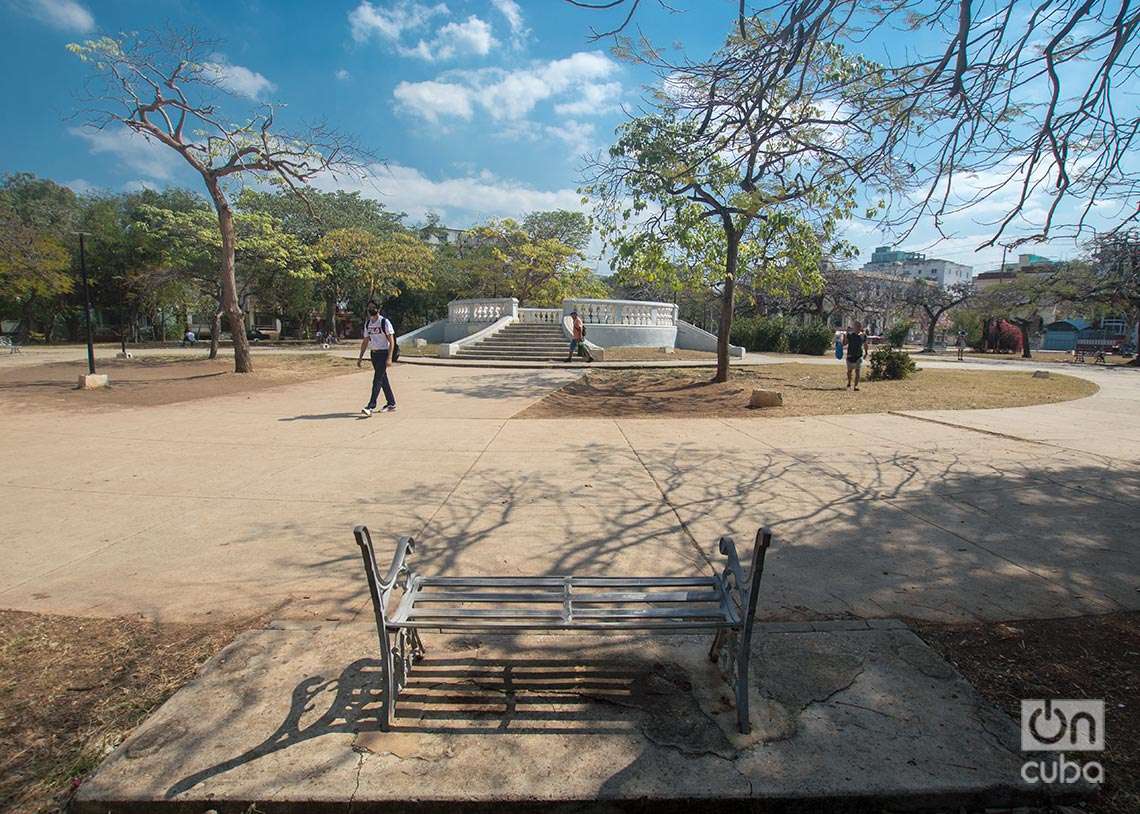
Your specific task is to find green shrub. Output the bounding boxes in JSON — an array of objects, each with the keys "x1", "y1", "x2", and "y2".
[
  {"x1": 868, "y1": 347, "x2": 916, "y2": 380},
  {"x1": 730, "y1": 316, "x2": 760, "y2": 349},
  {"x1": 886, "y1": 322, "x2": 912, "y2": 348},
  {"x1": 752, "y1": 316, "x2": 790, "y2": 352},
  {"x1": 788, "y1": 320, "x2": 832, "y2": 355}
]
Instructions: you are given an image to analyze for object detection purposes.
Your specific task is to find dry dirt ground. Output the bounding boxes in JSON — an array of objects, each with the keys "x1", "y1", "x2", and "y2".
[
  {"x1": 517, "y1": 363, "x2": 1099, "y2": 419},
  {"x1": 0, "y1": 610, "x2": 259, "y2": 814},
  {"x1": 918, "y1": 612, "x2": 1139, "y2": 814},
  {"x1": 0, "y1": 353, "x2": 357, "y2": 411},
  {"x1": 599, "y1": 347, "x2": 718, "y2": 361}
]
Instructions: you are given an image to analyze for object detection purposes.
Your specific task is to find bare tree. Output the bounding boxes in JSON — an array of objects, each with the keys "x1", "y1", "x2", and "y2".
[
  {"x1": 69, "y1": 30, "x2": 364, "y2": 372},
  {"x1": 904, "y1": 280, "x2": 975, "y2": 353},
  {"x1": 571, "y1": 1, "x2": 1140, "y2": 250}
]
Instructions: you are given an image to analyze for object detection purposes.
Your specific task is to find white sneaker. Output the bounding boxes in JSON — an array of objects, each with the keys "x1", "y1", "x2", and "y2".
[
  {"x1": 361, "y1": 407, "x2": 373, "y2": 417},
  {"x1": 380, "y1": 404, "x2": 396, "y2": 413}
]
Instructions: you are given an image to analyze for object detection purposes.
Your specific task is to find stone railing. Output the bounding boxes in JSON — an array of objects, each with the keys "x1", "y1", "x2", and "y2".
[
  {"x1": 518, "y1": 307, "x2": 562, "y2": 325},
  {"x1": 448, "y1": 298, "x2": 518, "y2": 324},
  {"x1": 563, "y1": 299, "x2": 679, "y2": 327}
]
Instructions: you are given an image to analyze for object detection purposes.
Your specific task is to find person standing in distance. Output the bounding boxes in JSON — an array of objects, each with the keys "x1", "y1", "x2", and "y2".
[
  {"x1": 566, "y1": 309, "x2": 594, "y2": 363},
  {"x1": 357, "y1": 303, "x2": 396, "y2": 416},
  {"x1": 842, "y1": 321, "x2": 867, "y2": 391}
]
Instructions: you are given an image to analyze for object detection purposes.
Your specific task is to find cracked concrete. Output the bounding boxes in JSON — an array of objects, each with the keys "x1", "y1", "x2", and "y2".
[{"x1": 73, "y1": 622, "x2": 1087, "y2": 811}]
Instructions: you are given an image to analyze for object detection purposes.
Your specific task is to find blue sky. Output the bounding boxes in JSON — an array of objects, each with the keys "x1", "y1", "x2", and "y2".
[{"x1": 0, "y1": 0, "x2": 1100, "y2": 274}]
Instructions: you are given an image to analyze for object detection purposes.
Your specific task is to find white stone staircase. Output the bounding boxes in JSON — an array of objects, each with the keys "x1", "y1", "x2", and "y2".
[{"x1": 455, "y1": 321, "x2": 569, "y2": 361}]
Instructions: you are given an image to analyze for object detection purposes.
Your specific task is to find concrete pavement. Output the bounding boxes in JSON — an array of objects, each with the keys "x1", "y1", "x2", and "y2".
[{"x1": 1, "y1": 351, "x2": 1137, "y2": 626}]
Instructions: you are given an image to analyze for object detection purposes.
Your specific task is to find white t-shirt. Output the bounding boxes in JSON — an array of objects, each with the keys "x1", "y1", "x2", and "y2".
[{"x1": 364, "y1": 316, "x2": 394, "y2": 351}]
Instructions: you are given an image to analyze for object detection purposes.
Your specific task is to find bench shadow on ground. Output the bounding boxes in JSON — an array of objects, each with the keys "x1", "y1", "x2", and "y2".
[{"x1": 166, "y1": 653, "x2": 694, "y2": 798}]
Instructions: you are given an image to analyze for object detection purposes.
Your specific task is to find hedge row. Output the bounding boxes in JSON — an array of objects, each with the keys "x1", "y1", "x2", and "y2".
[{"x1": 730, "y1": 316, "x2": 834, "y2": 355}]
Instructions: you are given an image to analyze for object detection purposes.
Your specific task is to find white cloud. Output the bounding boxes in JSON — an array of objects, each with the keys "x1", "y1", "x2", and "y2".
[
  {"x1": 553, "y1": 81, "x2": 622, "y2": 116},
  {"x1": 203, "y1": 60, "x2": 276, "y2": 100},
  {"x1": 394, "y1": 51, "x2": 620, "y2": 123},
  {"x1": 123, "y1": 179, "x2": 160, "y2": 194},
  {"x1": 548, "y1": 119, "x2": 595, "y2": 156},
  {"x1": 317, "y1": 162, "x2": 583, "y2": 225},
  {"x1": 491, "y1": 0, "x2": 527, "y2": 47},
  {"x1": 63, "y1": 178, "x2": 97, "y2": 195},
  {"x1": 393, "y1": 80, "x2": 473, "y2": 122},
  {"x1": 348, "y1": 1, "x2": 449, "y2": 44},
  {"x1": 418, "y1": 15, "x2": 495, "y2": 61},
  {"x1": 69, "y1": 126, "x2": 181, "y2": 181},
  {"x1": 15, "y1": 0, "x2": 94, "y2": 32},
  {"x1": 335, "y1": 68, "x2": 351, "y2": 81}
]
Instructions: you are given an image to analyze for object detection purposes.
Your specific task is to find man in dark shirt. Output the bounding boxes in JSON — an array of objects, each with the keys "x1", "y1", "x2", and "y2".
[{"x1": 843, "y1": 321, "x2": 867, "y2": 391}]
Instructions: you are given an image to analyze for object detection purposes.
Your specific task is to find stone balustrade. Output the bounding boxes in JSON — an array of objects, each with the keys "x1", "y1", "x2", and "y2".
[
  {"x1": 563, "y1": 299, "x2": 679, "y2": 327},
  {"x1": 448, "y1": 298, "x2": 518, "y2": 324},
  {"x1": 519, "y1": 308, "x2": 562, "y2": 325}
]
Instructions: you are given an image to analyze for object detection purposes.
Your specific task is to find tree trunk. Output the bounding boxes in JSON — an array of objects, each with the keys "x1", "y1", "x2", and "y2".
[
  {"x1": 923, "y1": 309, "x2": 938, "y2": 353},
  {"x1": 326, "y1": 298, "x2": 338, "y2": 339},
  {"x1": 715, "y1": 230, "x2": 740, "y2": 383},
  {"x1": 981, "y1": 317, "x2": 991, "y2": 352},
  {"x1": 206, "y1": 177, "x2": 253, "y2": 373},
  {"x1": 209, "y1": 309, "x2": 222, "y2": 360},
  {"x1": 1018, "y1": 322, "x2": 1032, "y2": 358}
]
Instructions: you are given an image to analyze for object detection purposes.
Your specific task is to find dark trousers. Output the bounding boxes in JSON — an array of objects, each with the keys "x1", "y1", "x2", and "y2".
[{"x1": 368, "y1": 350, "x2": 395, "y2": 408}]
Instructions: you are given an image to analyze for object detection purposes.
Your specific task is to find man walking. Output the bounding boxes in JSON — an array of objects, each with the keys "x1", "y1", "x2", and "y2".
[
  {"x1": 566, "y1": 309, "x2": 594, "y2": 363},
  {"x1": 842, "y1": 321, "x2": 867, "y2": 391},
  {"x1": 357, "y1": 303, "x2": 396, "y2": 416},
  {"x1": 955, "y1": 330, "x2": 966, "y2": 361}
]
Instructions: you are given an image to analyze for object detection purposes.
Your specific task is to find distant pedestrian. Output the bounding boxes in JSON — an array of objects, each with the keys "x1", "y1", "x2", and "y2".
[
  {"x1": 566, "y1": 309, "x2": 594, "y2": 363},
  {"x1": 181, "y1": 328, "x2": 197, "y2": 347},
  {"x1": 956, "y1": 330, "x2": 966, "y2": 361},
  {"x1": 842, "y1": 321, "x2": 867, "y2": 391},
  {"x1": 357, "y1": 304, "x2": 396, "y2": 416},
  {"x1": 834, "y1": 330, "x2": 844, "y2": 360}
]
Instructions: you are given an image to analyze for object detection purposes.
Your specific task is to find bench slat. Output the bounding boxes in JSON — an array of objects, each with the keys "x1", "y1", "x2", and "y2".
[
  {"x1": 416, "y1": 576, "x2": 717, "y2": 588},
  {"x1": 572, "y1": 607, "x2": 728, "y2": 619},
  {"x1": 410, "y1": 589, "x2": 724, "y2": 605},
  {"x1": 393, "y1": 619, "x2": 735, "y2": 630}
]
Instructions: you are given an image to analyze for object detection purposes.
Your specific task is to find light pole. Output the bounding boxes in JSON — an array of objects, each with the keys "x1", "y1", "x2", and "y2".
[{"x1": 77, "y1": 231, "x2": 95, "y2": 375}]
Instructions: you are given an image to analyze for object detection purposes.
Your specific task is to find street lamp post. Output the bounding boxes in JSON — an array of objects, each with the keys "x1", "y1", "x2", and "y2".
[{"x1": 77, "y1": 231, "x2": 95, "y2": 375}]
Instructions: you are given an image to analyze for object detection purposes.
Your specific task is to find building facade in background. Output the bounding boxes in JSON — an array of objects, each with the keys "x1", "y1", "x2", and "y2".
[{"x1": 861, "y1": 245, "x2": 973, "y2": 288}]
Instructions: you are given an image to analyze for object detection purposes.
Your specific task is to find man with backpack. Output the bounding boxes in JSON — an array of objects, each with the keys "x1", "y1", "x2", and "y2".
[{"x1": 357, "y1": 303, "x2": 397, "y2": 416}]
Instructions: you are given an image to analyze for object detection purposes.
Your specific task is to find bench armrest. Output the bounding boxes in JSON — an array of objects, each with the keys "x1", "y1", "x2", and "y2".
[{"x1": 354, "y1": 525, "x2": 415, "y2": 611}]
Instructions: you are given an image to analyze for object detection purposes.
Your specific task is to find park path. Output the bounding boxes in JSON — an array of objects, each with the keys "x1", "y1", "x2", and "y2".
[{"x1": 0, "y1": 351, "x2": 1136, "y2": 626}]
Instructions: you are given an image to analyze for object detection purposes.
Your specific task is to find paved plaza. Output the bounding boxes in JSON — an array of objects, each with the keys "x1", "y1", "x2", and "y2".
[
  {"x1": 1, "y1": 353, "x2": 1137, "y2": 628},
  {"x1": 4, "y1": 351, "x2": 1136, "y2": 810}
]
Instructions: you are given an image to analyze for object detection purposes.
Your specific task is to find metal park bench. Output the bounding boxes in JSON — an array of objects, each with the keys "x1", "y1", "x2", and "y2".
[{"x1": 353, "y1": 524, "x2": 772, "y2": 734}]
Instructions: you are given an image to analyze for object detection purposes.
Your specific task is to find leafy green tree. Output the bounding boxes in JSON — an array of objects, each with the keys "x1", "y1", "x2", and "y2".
[
  {"x1": 459, "y1": 218, "x2": 607, "y2": 305},
  {"x1": 134, "y1": 205, "x2": 315, "y2": 356},
  {"x1": 904, "y1": 281, "x2": 975, "y2": 353},
  {"x1": 586, "y1": 22, "x2": 900, "y2": 381},
  {"x1": 0, "y1": 174, "x2": 80, "y2": 341},
  {"x1": 315, "y1": 228, "x2": 434, "y2": 333},
  {"x1": 522, "y1": 210, "x2": 592, "y2": 255}
]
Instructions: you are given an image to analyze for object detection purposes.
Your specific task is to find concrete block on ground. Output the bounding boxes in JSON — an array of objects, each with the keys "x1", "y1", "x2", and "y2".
[
  {"x1": 413, "y1": 338, "x2": 428, "y2": 347},
  {"x1": 77, "y1": 373, "x2": 109, "y2": 389},
  {"x1": 1033, "y1": 370, "x2": 1050, "y2": 378},
  {"x1": 749, "y1": 389, "x2": 783, "y2": 408},
  {"x1": 115, "y1": 351, "x2": 134, "y2": 359},
  {"x1": 72, "y1": 623, "x2": 1093, "y2": 812},
  {"x1": 661, "y1": 346, "x2": 674, "y2": 354}
]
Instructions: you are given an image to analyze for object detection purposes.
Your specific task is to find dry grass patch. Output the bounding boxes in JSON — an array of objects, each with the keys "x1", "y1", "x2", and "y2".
[
  {"x1": 0, "y1": 610, "x2": 258, "y2": 814},
  {"x1": 0, "y1": 352, "x2": 358, "y2": 412},
  {"x1": 517, "y1": 363, "x2": 1097, "y2": 418},
  {"x1": 918, "y1": 612, "x2": 1139, "y2": 814}
]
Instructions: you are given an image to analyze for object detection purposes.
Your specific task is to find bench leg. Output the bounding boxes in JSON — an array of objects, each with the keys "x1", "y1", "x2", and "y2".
[
  {"x1": 735, "y1": 640, "x2": 752, "y2": 735},
  {"x1": 708, "y1": 628, "x2": 727, "y2": 663}
]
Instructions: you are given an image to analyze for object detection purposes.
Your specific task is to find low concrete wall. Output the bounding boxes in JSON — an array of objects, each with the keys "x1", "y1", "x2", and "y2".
[
  {"x1": 578, "y1": 324, "x2": 677, "y2": 348},
  {"x1": 444, "y1": 321, "x2": 497, "y2": 343},
  {"x1": 676, "y1": 320, "x2": 746, "y2": 358},
  {"x1": 396, "y1": 318, "x2": 447, "y2": 346},
  {"x1": 440, "y1": 315, "x2": 515, "y2": 357}
]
